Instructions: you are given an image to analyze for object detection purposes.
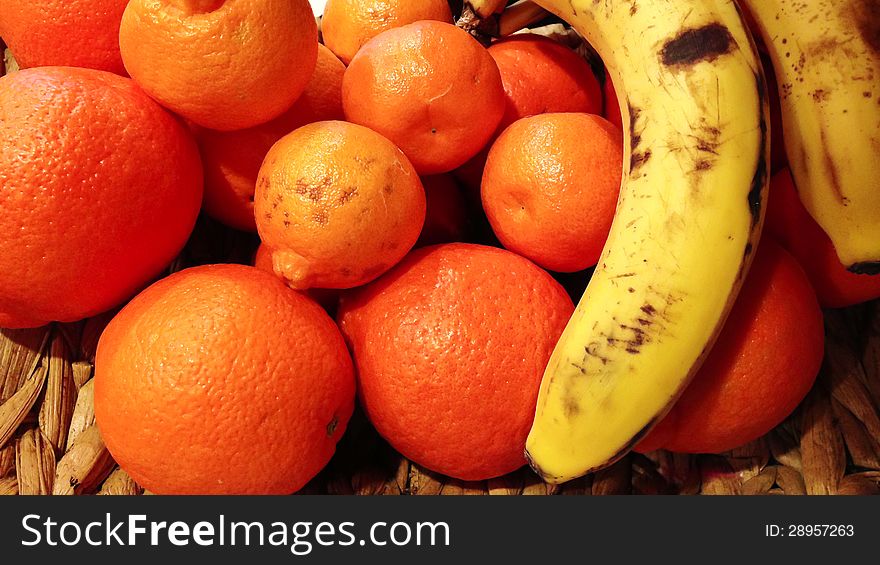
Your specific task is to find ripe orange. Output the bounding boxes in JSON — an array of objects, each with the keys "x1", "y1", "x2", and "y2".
[
  {"x1": 197, "y1": 44, "x2": 345, "y2": 232},
  {"x1": 488, "y1": 35, "x2": 603, "y2": 133},
  {"x1": 416, "y1": 175, "x2": 469, "y2": 247},
  {"x1": 119, "y1": 0, "x2": 318, "y2": 131},
  {"x1": 0, "y1": 0, "x2": 129, "y2": 74},
  {"x1": 322, "y1": 0, "x2": 453, "y2": 65},
  {"x1": 342, "y1": 20, "x2": 506, "y2": 175},
  {"x1": 0, "y1": 67, "x2": 202, "y2": 329},
  {"x1": 455, "y1": 36, "x2": 605, "y2": 193},
  {"x1": 255, "y1": 121, "x2": 426, "y2": 290},
  {"x1": 95, "y1": 264, "x2": 355, "y2": 494},
  {"x1": 482, "y1": 113, "x2": 623, "y2": 273},
  {"x1": 338, "y1": 243, "x2": 574, "y2": 480},
  {"x1": 637, "y1": 239, "x2": 824, "y2": 454},
  {"x1": 766, "y1": 169, "x2": 880, "y2": 308}
]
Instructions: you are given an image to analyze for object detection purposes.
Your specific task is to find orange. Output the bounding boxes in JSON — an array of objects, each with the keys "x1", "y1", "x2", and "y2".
[
  {"x1": 0, "y1": 67, "x2": 202, "y2": 329},
  {"x1": 488, "y1": 35, "x2": 603, "y2": 133},
  {"x1": 454, "y1": 35, "x2": 605, "y2": 193},
  {"x1": 255, "y1": 120, "x2": 426, "y2": 290},
  {"x1": 482, "y1": 113, "x2": 623, "y2": 273},
  {"x1": 416, "y1": 175, "x2": 469, "y2": 247},
  {"x1": 342, "y1": 20, "x2": 506, "y2": 175},
  {"x1": 0, "y1": 0, "x2": 129, "y2": 75},
  {"x1": 322, "y1": 0, "x2": 453, "y2": 65},
  {"x1": 338, "y1": 243, "x2": 574, "y2": 480},
  {"x1": 766, "y1": 169, "x2": 880, "y2": 308},
  {"x1": 95, "y1": 264, "x2": 355, "y2": 494},
  {"x1": 637, "y1": 238, "x2": 824, "y2": 454},
  {"x1": 197, "y1": 44, "x2": 345, "y2": 232},
  {"x1": 252, "y1": 242, "x2": 341, "y2": 313},
  {"x1": 119, "y1": 0, "x2": 318, "y2": 131}
]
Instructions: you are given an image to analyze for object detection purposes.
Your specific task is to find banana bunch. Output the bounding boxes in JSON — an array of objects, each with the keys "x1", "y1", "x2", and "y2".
[
  {"x1": 738, "y1": 0, "x2": 880, "y2": 273},
  {"x1": 513, "y1": 0, "x2": 770, "y2": 484}
]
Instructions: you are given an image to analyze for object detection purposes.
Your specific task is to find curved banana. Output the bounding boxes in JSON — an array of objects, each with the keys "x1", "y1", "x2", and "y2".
[
  {"x1": 525, "y1": 0, "x2": 770, "y2": 483},
  {"x1": 738, "y1": 0, "x2": 880, "y2": 273}
]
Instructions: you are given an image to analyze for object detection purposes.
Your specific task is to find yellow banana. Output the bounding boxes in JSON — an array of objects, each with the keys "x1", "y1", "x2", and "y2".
[
  {"x1": 738, "y1": 0, "x2": 880, "y2": 273},
  {"x1": 524, "y1": 0, "x2": 770, "y2": 484}
]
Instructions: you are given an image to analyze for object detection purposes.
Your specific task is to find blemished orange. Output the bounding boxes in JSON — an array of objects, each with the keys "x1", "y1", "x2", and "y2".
[
  {"x1": 454, "y1": 35, "x2": 605, "y2": 193},
  {"x1": 482, "y1": 113, "x2": 623, "y2": 273},
  {"x1": 255, "y1": 121, "x2": 426, "y2": 290},
  {"x1": 637, "y1": 239, "x2": 824, "y2": 454},
  {"x1": 416, "y1": 175, "x2": 469, "y2": 247},
  {"x1": 342, "y1": 20, "x2": 506, "y2": 175},
  {"x1": 0, "y1": 0, "x2": 129, "y2": 74},
  {"x1": 322, "y1": 0, "x2": 453, "y2": 65},
  {"x1": 95, "y1": 264, "x2": 355, "y2": 495},
  {"x1": 119, "y1": 0, "x2": 318, "y2": 131},
  {"x1": 338, "y1": 243, "x2": 575, "y2": 481},
  {"x1": 197, "y1": 44, "x2": 345, "y2": 232},
  {"x1": 488, "y1": 35, "x2": 603, "y2": 133},
  {"x1": 0, "y1": 67, "x2": 202, "y2": 329},
  {"x1": 252, "y1": 243, "x2": 341, "y2": 313},
  {"x1": 766, "y1": 169, "x2": 880, "y2": 308}
]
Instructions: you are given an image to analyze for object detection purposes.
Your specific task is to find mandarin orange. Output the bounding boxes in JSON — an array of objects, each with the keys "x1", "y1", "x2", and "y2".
[
  {"x1": 322, "y1": 0, "x2": 453, "y2": 64},
  {"x1": 255, "y1": 121, "x2": 425, "y2": 290},
  {"x1": 342, "y1": 21, "x2": 505, "y2": 175},
  {"x1": 119, "y1": 0, "x2": 318, "y2": 130},
  {"x1": 482, "y1": 113, "x2": 623, "y2": 273}
]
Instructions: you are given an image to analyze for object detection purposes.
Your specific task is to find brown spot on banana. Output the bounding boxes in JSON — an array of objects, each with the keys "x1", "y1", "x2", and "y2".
[
  {"x1": 660, "y1": 23, "x2": 735, "y2": 67},
  {"x1": 563, "y1": 397, "x2": 581, "y2": 417},
  {"x1": 849, "y1": 0, "x2": 880, "y2": 55},
  {"x1": 630, "y1": 149, "x2": 652, "y2": 171},
  {"x1": 628, "y1": 103, "x2": 643, "y2": 149}
]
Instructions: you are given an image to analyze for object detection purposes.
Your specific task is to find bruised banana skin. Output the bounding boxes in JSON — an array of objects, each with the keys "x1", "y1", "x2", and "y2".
[
  {"x1": 524, "y1": 0, "x2": 770, "y2": 484},
  {"x1": 739, "y1": 0, "x2": 880, "y2": 273}
]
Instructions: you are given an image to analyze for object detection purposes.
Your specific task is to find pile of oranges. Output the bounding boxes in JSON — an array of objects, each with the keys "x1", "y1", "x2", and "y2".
[{"x1": 0, "y1": 0, "x2": 870, "y2": 494}]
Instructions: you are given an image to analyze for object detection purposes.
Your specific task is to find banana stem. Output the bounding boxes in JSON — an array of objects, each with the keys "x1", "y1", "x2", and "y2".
[
  {"x1": 458, "y1": 0, "x2": 509, "y2": 40},
  {"x1": 498, "y1": 1, "x2": 551, "y2": 37},
  {"x1": 466, "y1": 0, "x2": 509, "y2": 19}
]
